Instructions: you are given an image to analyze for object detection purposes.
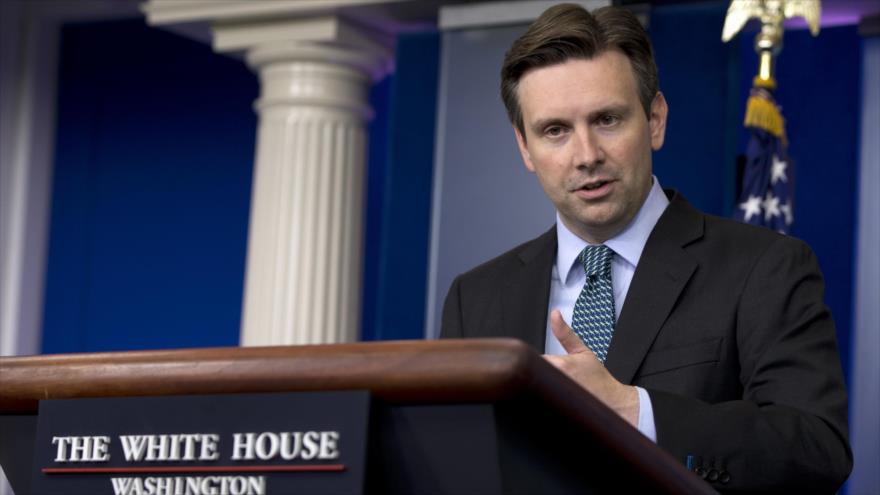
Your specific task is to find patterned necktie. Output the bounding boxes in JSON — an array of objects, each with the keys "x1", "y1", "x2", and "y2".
[{"x1": 570, "y1": 245, "x2": 616, "y2": 363}]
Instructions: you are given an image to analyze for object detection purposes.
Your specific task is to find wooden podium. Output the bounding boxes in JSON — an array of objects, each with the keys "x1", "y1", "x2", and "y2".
[{"x1": 0, "y1": 339, "x2": 714, "y2": 494}]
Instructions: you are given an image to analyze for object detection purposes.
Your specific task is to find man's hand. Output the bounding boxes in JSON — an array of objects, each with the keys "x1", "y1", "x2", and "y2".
[{"x1": 543, "y1": 309, "x2": 639, "y2": 428}]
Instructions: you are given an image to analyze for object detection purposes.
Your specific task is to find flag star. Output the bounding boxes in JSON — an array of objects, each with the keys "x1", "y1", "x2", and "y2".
[
  {"x1": 771, "y1": 155, "x2": 788, "y2": 184},
  {"x1": 763, "y1": 192, "x2": 781, "y2": 221},
  {"x1": 780, "y1": 200, "x2": 793, "y2": 225},
  {"x1": 739, "y1": 195, "x2": 763, "y2": 222}
]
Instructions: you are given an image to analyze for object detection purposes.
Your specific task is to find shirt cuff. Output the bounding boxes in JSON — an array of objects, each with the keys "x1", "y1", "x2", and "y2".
[{"x1": 636, "y1": 386, "x2": 657, "y2": 443}]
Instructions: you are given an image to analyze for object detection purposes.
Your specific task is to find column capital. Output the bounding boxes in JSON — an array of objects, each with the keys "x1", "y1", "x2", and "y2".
[
  {"x1": 248, "y1": 42, "x2": 379, "y2": 121},
  {"x1": 142, "y1": 0, "x2": 444, "y2": 81},
  {"x1": 142, "y1": 0, "x2": 398, "y2": 25},
  {"x1": 225, "y1": 16, "x2": 393, "y2": 82}
]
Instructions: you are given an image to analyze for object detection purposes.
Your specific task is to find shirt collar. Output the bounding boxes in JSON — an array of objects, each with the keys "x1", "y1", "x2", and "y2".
[{"x1": 555, "y1": 176, "x2": 670, "y2": 284}]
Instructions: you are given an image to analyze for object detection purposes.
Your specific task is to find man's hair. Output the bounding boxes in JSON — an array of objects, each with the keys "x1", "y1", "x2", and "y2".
[{"x1": 500, "y1": 4, "x2": 659, "y2": 136}]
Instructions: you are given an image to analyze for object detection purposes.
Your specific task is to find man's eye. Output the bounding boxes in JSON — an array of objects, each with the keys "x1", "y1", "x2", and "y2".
[
  {"x1": 545, "y1": 126, "x2": 565, "y2": 137},
  {"x1": 598, "y1": 114, "x2": 620, "y2": 127}
]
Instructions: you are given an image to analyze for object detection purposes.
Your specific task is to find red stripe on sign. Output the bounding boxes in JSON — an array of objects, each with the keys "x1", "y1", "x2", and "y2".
[{"x1": 42, "y1": 465, "x2": 346, "y2": 474}]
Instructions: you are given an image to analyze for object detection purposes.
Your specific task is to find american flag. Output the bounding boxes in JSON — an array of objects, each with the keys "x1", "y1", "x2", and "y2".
[{"x1": 734, "y1": 88, "x2": 793, "y2": 234}]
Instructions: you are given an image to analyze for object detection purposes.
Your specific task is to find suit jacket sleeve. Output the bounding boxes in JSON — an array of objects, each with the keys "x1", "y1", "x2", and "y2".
[
  {"x1": 440, "y1": 275, "x2": 464, "y2": 339},
  {"x1": 647, "y1": 236, "x2": 852, "y2": 493}
]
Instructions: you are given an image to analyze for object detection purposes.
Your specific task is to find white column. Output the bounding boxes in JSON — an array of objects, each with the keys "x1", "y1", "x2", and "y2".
[{"x1": 240, "y1": 43, "x2": 383, "y2": 345}]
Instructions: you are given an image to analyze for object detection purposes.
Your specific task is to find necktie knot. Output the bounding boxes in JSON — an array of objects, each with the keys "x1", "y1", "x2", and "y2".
[{"x1": 579, "y1": 244, "x2": 613, "y2": 279}]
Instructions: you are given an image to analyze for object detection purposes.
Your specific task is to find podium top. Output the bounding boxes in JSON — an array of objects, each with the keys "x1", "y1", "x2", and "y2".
[
  {"x1": 0, "y1": 338, "x2": 716, "y2": 494},
  {"x1": 2, "y1": 339, "x2": 556, "y2": 412}
]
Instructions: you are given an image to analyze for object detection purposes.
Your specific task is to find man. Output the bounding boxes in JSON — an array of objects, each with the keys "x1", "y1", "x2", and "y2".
[{"x1": 440, "y1": 4, "x2": 851, "y2": 493}]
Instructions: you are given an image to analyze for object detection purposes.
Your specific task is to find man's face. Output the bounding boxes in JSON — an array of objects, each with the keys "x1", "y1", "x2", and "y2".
[{"x1": 514, "y1": 50, "x2": 668, "y2": 244}]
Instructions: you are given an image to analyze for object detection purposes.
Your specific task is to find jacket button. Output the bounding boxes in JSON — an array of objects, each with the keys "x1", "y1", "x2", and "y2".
[
  {"x1": 707, "y1": 469, "x2": 719, "y2": 482},
  {"x1": 695, "y1": 467, "x2": 707, "y2": 479},
  {"x1": 719, "y1": 471, "x2": 731, "y2": 484}
]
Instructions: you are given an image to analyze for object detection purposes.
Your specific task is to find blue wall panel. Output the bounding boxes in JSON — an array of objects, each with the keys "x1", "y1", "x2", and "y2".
[
  {"x1": 650, "y1": 1, "x2": 740, "y2": 216},
  {"x1": 363, "y1": 32, "x2": 440, "y2": 341},
  {"x1": 42, "y1": 19, "x2": 258, "y2": 352},
  {"x1": 361, "y1": 74, "x2": 392, "y2": 341}
]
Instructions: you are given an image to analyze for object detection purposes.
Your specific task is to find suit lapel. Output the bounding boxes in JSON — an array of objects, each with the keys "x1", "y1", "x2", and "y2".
[
  {"x1": 501, "y1": 227, "x2": 556, "y2": 352},
  {"x1": 605, "y1": 193, "x2": 703, "y2": 384}
]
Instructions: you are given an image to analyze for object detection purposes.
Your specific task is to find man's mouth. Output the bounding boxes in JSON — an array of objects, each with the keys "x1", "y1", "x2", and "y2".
[
  {"x1": 573, "y1": 179, "x2": 614, "y2": 199},
  {"x1": 581, "y1": 180, "x2": 610, "y2": 191}
]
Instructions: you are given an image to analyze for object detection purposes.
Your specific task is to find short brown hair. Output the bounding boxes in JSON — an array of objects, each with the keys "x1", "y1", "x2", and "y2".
[{"x1": 500, "y1": 4, "x2": 659, "y2": 136}]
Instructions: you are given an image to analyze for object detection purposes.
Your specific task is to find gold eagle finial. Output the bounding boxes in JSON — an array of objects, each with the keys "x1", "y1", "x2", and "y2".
[{"x1": 722, "y1": 0, "x2": 821, "y2": 89}]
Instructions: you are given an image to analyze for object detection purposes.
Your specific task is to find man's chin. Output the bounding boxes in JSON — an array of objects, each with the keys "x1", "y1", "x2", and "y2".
[{"x1": 560, "y1": 211, "x2": 625, "y2": 244}]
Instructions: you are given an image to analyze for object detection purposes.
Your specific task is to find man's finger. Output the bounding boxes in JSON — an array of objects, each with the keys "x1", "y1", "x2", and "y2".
[
  {"x1": 550, "y1": 309, "x2": 589, "y2": 355},
  {"x1": 543, "y1": 354, "x2": 565, "y2": 369}
]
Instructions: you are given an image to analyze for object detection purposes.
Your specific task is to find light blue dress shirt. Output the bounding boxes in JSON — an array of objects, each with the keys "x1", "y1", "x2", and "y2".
[{"x1": 544, "y1": 177, "x2": 669, "y2": 442}]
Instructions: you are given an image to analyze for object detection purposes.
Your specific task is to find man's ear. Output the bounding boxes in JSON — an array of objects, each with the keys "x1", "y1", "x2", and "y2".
[
  {"x1": 649, "y1": 92, "x2": 668, "y2": 151},
  {"x1": 514, "y1": 127, "x2": 536, "y2": 173}
]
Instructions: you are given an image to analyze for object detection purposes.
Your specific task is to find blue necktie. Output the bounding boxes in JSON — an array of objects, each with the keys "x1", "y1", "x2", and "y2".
[{"x1": 570, "y1": 245, "x2": 616, "y2": 363}]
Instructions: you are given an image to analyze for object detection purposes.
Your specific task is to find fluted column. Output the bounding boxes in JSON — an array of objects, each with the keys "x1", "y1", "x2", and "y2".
[{"x1": 240, "y1": 43, "x2": 382, "y2": 345}]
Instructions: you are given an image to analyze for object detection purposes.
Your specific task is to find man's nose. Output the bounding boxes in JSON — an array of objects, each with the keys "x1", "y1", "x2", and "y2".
[{"x1": 572, "y1": 127, "x2": 604, "y2": 168}]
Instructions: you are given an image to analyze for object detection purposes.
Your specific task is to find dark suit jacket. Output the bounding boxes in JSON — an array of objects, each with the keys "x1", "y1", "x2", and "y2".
[{"x1": 440, "y1": 191, "x2": 852, "y2": 493}]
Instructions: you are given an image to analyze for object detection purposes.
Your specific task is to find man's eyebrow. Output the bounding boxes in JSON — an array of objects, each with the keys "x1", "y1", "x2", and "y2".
[{"x1": 587, "y1": 104, "x2": 631, "y2": 120}]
